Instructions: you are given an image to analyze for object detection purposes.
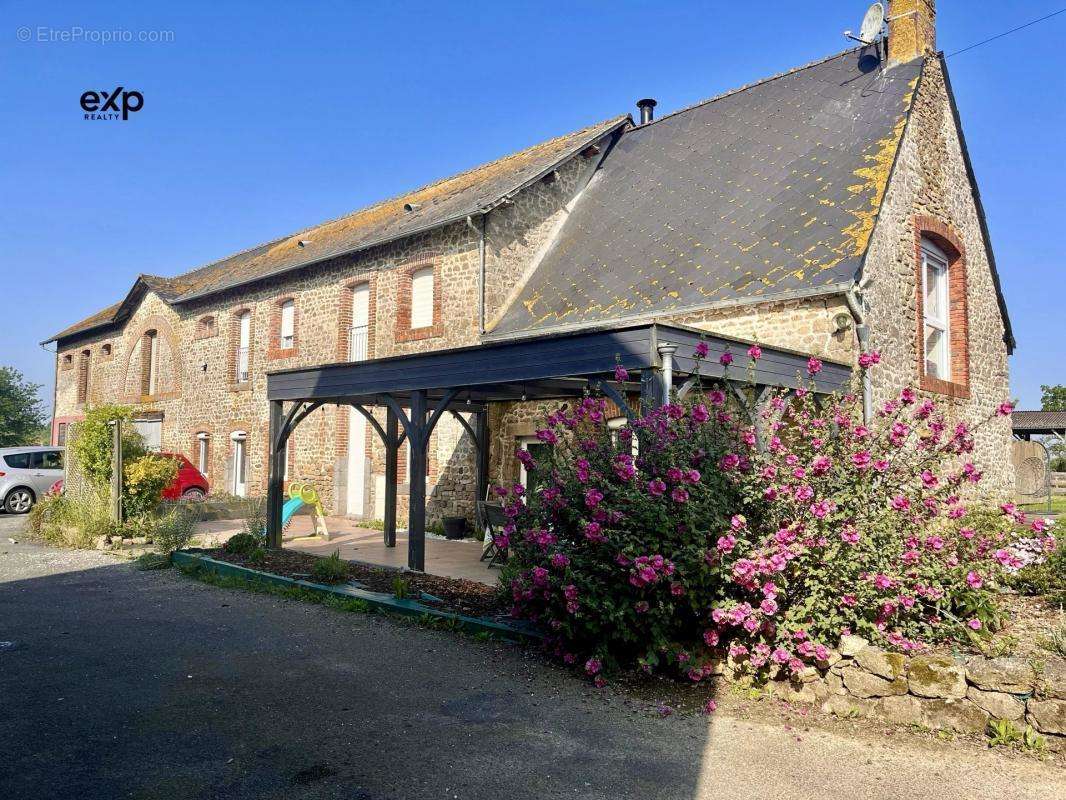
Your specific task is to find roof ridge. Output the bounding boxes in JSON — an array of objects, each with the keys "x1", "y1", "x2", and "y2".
[
  {"x1": 162, "y1": 114, "x2": 630, "y2": 289},
  {"x1": 636, "y1": 46, "x2": 865, "y2": 130}
]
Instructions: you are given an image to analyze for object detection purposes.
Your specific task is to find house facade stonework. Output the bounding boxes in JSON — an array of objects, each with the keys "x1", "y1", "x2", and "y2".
[{"x1": 48, "y1": 2, "x2": 1015, "y2": 522}]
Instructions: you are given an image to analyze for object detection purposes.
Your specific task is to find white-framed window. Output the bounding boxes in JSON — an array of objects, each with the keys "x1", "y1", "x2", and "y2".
[
  {"x1": 921, "y1": 238, "x2": 950, "y2": 381},
  {"x1": 349, "y1": 283, "x2": 370, "y2": 361},
  {"x1": 410, "y1": 267, "x2": 434, "y2": 329},
  {"x1": 197, "y1": 432, "x2": 210, "y2": 475},
  {"x1": 517, "y1": 436, "x2": 551, "y2": 492},
  {"x1": 235, "y1": 311, "x2": 251, "y2": 382},
  {"x1": 279, "y1": 300, "x2": 295, "y2": 349},
  {"x1": 231, "y1": 430, "x2": 248, "y2": 497}
]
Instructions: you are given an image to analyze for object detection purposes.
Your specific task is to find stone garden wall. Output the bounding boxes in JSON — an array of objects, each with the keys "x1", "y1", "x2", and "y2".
[{"x1": 744, "y1": 634, "x2": 1065, "y2": 746}]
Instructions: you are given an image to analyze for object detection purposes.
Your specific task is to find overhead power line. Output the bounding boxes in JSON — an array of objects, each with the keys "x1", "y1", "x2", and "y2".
[{"x1": 946, "y1": 7, "x2": 1066, "y2": 58}]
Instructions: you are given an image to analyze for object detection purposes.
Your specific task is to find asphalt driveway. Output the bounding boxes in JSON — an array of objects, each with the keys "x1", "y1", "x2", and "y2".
[{"x1": 0, "y1": 514, "x2": 1062, "y2": 800}]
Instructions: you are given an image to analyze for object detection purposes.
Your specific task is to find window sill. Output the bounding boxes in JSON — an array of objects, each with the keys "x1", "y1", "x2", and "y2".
[
  {"x1": 395, "y1": 323, "x2": 444, "y2": 343},
  {"x1": 920, "y1": 374, "x2": 970, "y2": 400},
  {"x1": 267, "y1": 346, "x2": 298, "y2": 361},
  {"x1": 229, "y1": 381, "x2": 252, "y2": 393}
]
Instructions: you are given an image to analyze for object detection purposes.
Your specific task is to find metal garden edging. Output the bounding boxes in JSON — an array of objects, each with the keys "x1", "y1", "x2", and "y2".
[{"x1": 170, "y1": 550, "x2": 542, "y2": 643}]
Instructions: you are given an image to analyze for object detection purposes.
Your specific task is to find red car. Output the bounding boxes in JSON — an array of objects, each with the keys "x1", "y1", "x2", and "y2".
[
  {"x1": 50, "y1": 452, "x2": 209, "y2": 501},
  {"x1": 160, "y1": 453, "x2": 209, "y2": 501}
]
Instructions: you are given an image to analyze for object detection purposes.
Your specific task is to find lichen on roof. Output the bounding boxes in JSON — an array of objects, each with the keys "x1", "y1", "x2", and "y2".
[{"x1": 47, "y1": 114, "x2": 628, "y2": 342}]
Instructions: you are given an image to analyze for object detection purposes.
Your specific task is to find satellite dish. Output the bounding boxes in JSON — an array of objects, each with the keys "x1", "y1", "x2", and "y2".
[{"x1": 859, "y1": 2, "x2": 885, "y2": 43}]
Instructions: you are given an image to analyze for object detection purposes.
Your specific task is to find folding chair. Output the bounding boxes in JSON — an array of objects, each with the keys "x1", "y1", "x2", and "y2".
[{"x1": 477, "y1": 501, "x2": 509, "y2": 568}]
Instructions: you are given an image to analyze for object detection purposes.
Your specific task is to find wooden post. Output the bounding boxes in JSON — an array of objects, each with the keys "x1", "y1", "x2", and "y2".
[
  {"x1": 383, "y1": 407, "x2": 398, "y2": 548},
  {"x1": 640, "y1": 369, "x2": 664, "y2": 413},
  {"x1": 109, "y1": 419, "x2": 123, "y2": 524},
  {"x1": 407, "y1": 390, "x2": 427, "y2": 571},
  {"x1": 475, "y1": 410, "x2": 489, "y2": 504},
  {"x1": 266, "y1": 400, "x2": 285, "y2": 548}
]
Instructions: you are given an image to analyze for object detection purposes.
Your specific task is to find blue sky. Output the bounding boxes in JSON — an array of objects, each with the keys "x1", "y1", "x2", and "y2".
[{"x1": 2, "y1": 1, "x2": 1063, "y2": 411}]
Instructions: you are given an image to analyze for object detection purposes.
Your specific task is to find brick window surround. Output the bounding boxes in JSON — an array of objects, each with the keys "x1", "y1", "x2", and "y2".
[
  {"x1": 337, "y1": 276, "x2": 377, "y2": 362},
  {"x1": 195, "y1": 315, "x2": 218, "y2": 340},
  {"x1": 913, "y1": 216, "x2": 969, "y2": 399},
  {"x1": 394, "y1": 255, "x2": 443, "y2": 343},
  {"x1": 76, "y1": 349, "x2": 91, "y2": 405},
  {"x1": 139, "y1": 331, "x2": 157, "y2": 398},
  {"x1": 267, "y1": 297, "x2": 299, "y2": 360},
  {"x1": 228, "y1": 309, "x2": 254, "y2": 390}
]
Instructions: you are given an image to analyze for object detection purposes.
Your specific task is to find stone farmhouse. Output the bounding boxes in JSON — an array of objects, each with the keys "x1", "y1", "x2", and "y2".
[{"x1": 47, "y1": 1, "x2": 1014, "y2": 554}]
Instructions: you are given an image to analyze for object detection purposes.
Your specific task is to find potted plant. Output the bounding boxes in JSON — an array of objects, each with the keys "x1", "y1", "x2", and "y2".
[{"x1": 442, "y1": 516, "x2": 467, "y2": 540}]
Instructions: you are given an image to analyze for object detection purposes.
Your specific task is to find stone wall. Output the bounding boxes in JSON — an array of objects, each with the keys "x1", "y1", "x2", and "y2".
[
  {"x1": 739, "y1": 634, "x2": 1066, "y2": 747},
  {"x1": 861, "y1": 57, "x2": 1014, "y2": 496}
]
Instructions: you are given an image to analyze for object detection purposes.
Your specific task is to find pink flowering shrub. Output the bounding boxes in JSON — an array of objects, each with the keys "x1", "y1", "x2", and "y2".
[{"x1": 501, "y1": 350, "x2": 1056, "y2": 683}]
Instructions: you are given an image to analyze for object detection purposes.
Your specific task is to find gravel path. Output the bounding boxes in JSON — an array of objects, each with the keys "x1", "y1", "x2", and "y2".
[{"x1": 0, "y1": 516, "x2": 1062, "y2": 799}]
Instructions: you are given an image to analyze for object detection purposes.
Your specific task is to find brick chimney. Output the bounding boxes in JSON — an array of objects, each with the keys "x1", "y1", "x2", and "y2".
[{"x1": 888, "y1": 0, "x2": 936, "y2": 63}]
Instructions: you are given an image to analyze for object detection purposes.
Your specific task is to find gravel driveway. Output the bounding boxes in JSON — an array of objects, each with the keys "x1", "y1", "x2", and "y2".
[{"x1": 1, "y1": 515, "x2": 1062, "y2": 799}]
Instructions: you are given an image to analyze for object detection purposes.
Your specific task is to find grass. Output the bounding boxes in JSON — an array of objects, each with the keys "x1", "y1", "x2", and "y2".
[{"x1": 1019, "y1": 496, "x2": 1066, "y2": 515}]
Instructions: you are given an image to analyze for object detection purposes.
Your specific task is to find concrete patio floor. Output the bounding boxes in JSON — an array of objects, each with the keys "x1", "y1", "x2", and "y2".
[{"x1": 193, "y1": 514, "x2": 500, "y2": 586}]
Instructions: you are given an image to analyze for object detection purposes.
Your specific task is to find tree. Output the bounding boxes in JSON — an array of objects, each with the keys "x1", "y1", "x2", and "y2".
[
  {"x1": 0, "y1": 367, "x2": 46, "y2": 447},
  {"x1": 1041, "y1": 385, "x2": 1066, "y2": 412}
]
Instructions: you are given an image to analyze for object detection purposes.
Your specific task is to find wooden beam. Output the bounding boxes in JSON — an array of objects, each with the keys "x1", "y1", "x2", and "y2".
[
  {"x1": 384, "y1": 407, "x2": 398, "y2": 548},
  {"x1": 407, "y1": 390, "x2": 427, "y2": 571},
  {"x1": 266, "y1": 400, "x2": 285, "y2": 548}
]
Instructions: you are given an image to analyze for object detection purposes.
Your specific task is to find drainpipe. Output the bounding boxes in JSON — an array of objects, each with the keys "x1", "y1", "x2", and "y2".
[
  {"x1": 657, "y1": 342, "x2": 677, "y2": 400},
  {"x1": 845, "y1": 289, "x2": 873, "y2": 424},
  {"x1": 467, "y1": 214, "x2": 487, "y2": 334}
]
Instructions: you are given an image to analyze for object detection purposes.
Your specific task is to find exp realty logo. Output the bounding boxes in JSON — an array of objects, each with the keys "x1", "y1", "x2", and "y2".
[{"x1": 80, "y1": 87, "x2": 143, "y2": 120}]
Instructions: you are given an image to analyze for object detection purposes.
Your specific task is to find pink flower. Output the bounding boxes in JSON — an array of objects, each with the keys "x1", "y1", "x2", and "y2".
[
  {"x1": 851, "y1": 451, "x2": 872, "y2": 469},
  {"x1": 995, "y1": 401, "x2": 1014, "y2": 417},
  {"x1": 702, "y1": 699, "x2": 717, "y2": 714},
  {"x1": 841, "y1": 594, "x2": 857, "y2": 608},
  {"x1": 966, "y1": 571, "x2": 983, "y2": 589},
  {"x1": 647, "y1": 479, "x2": 666, "y2": 497},
  {"x1": 811, "y1": 455, "x2": 831, "y2": 474},
  {"x1": 920, "y1": 470, "x2": 939, "y2": 489},
  {"x1": 967, "y1": 618, "x2": 982, "y2": 631},
  {"x1": 719, "y1": 351, "x2": 733, "y2": 367},
  {"x1": 807, "y1": 357, "x2": 823, "y2": 376},
  {"x1": 585, "y1": 657, "x2": 602, "y2": 675},
  {"x1": 694, "y1": 341, "x2": 710, "y2": 358},
  {"x1": 760, "y1": 598, "x2": 778, "y2": 615},
  {"x1": 839, "y1": 526, "x2": 860, "y2": 545},
  {"x1": 703, "y1": 629, "x2": 720, "y2": 647},
  {"x1": 550, "y1": 553, "x2": 570, "y2": 569},
  {"x1": 691, "y1": 404, "x2": 709, "y2": 423},
  {"x1": 889, "y1": 495, "x2": 911, "y2": 512},
  {"x1": 747, "y1": 345, "x2": 762, "y2": 360},
  {"x1": 857, "y1": 350, "x2": 881, "y2": 369},
  {"x1": 614, "y1": 364, "x2": 629, "y2": 382},
  {"x1": 716, "y1": 535, "x2": 736, "y2": 553},
  {"x1": 584, "y1": 488, "x2": 604, "y2": 509},
  {"x1": 583, "y1": 522, "x2": 606, "y2": 543},
  {"x1": 771, "y1": 648, "x2": 790, "y2": 664}
]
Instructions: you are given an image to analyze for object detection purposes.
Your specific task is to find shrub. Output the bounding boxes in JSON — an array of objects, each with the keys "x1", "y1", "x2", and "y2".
[
  {"x1": 123, "y1": 454, "x2": 179, "y2": 520},
  {"x1": 35, "y1": 488, "x2": 114, "y2": 548},
  {"x1": 68, "y1": 405, "x2": 145, "y2": 489},
  {"x1": 503, "y1": 348, "x2": 1057, "y2": 683},
  {"x1": 311, "y1": 550, "x2": 349, "y2": 584},
  {"x1": 150, "y1": 502, "x2": 202, "y2": 555},
  {"x1": 223, "y1": 532, "x2": 262, "y2": 556},
  {"x1": 1006, "y1": 537, "x2": 1065, "y2": 607}
]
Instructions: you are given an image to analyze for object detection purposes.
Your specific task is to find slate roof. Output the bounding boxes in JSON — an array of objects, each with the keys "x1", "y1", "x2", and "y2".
[
  {"x1": 46, "y1": 115, "x2": 628, "y2": 342},
  {"x1": 1012, "y1": 411, "x2": 1066, "y2": 433},
  {"x1": 490, "y1": 48, "x2": 923, "y2": 336}
]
